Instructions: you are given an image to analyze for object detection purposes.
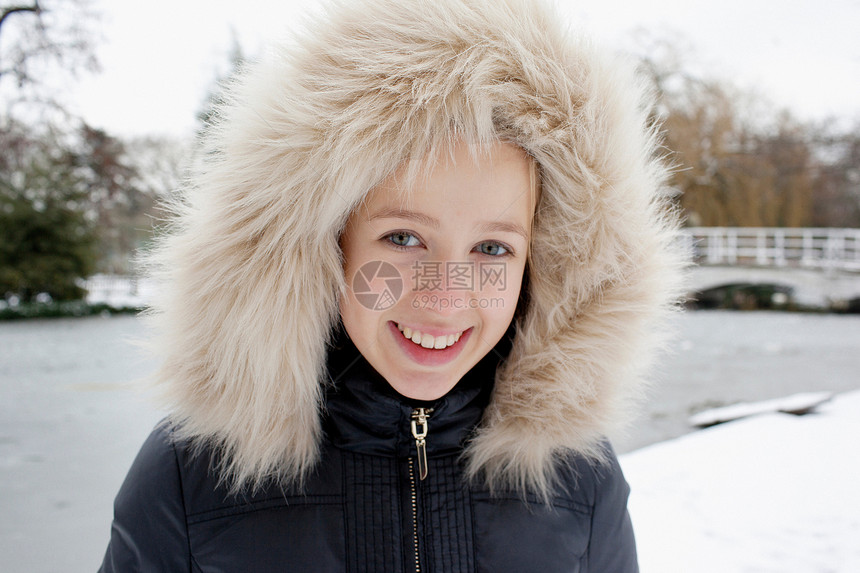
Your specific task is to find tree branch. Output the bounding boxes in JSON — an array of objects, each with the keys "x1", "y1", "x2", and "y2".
[{"x1": 0, "y1": 2, "x2": 42, "y2": 38}]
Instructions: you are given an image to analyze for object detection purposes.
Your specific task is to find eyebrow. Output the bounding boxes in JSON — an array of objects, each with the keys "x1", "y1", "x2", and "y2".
[
  {"x1": 368, "y1": 207, "x2": 529, "y2": 241},
  {"x1": 478, "y1": 220, "x2": 530, "y2": 241},
  {"x1": 368, "y1": 207, "x2": 439, "y2": 229}
]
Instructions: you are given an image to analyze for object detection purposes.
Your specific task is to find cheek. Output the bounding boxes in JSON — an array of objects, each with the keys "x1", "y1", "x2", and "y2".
[
  {"x1": 481, "y1": 260, "x2": 525, "y2": 310},
  {"x1": 338, "y1": 290, "x2": 357, "y2": 334},
  {"x1": 500, "y1": 276, "x2": 525, "y2": 324},
  {"x1": 339, "y1": 292, "x2": 377, "y2": 355},
  {"x1": 480, "y1": 263, "x2": 524, "y2": 322},
  {"x1": 338, "y1": 242, "x2": 366, "y2": 337}
]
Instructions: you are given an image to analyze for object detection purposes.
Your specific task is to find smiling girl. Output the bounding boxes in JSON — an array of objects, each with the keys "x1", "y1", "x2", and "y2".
[
  {"x1": 340, "y1": 141, "x2": 535, "y2": 401},
  {"x1": 100, "y1": 0, "x2": 684, "y2": 571}
]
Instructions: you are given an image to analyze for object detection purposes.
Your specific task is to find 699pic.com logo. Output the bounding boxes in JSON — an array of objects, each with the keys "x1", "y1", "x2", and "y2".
[{"x1": 352, "y1": 261, "x2": 404, "y2": 310}]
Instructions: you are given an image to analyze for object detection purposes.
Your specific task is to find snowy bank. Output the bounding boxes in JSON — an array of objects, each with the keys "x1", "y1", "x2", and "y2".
[{"x1": 621, "y1": 390, "x2": 860, "y2": 572}]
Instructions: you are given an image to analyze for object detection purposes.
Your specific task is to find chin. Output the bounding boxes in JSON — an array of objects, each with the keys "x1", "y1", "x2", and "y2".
[{"x1": 385, "y1": 370, "x2": 460, "y2": 401}]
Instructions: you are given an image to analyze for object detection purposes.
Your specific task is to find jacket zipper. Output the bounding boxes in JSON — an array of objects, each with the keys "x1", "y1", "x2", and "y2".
[
  {"x1": 410, "y1": 407, "x2": 432, "y2": 481},
  {"x1": 409, "y1": 408, "x2": 432, "y2": 572},
  {"x1": 408, "y1": 458, "x2": 421, "y2": 573}
]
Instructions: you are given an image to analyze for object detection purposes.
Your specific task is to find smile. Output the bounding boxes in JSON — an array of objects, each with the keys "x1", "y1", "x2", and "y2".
[{"x1": 396, "y1": 322, "x2": 464, "y2": 350}]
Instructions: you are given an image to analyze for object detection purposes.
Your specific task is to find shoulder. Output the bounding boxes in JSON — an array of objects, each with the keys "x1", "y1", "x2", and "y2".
[
  {"x1": 117, "y1": 422, "x2": 250, "y2": 515},
  {"x1": 116, "y1": 423, "x2": 181, "y2": 502},
  {"x1": 112, "y1": 422, "x2": 189, "y2": 524},
  {"x1": 101, "y1": 423, "x2": 191, "y2": 572},
  {"x1": 111, "y1": 421, "x2": 240, "y2": 534},
  {"x1": 558, "y1": 442, "x2": 639, "y2": 572},
  {"x1": 556, "y1": 441, "x2": 630, "y2": 507},
  {"x1": 465, "y1": 443, "x2": 634, "y2": 571},
  {"x1": 128, "y1": 424, "x2": 346, "y2": 517}
]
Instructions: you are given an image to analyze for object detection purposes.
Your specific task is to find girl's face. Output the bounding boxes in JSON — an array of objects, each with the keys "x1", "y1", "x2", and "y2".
[{"x1": 339, "y1": 141, "x2": 535, "y2": 400}]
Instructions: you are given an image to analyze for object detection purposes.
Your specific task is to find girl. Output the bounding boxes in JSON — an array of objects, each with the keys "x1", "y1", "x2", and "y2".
[{"x1": 100, "y1": 0, "x2": 684, "y2": 571}]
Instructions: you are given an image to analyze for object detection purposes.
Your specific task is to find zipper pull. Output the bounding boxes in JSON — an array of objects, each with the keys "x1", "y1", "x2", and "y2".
[{"x1": 410, "y1": 408, "x2": 433, "y2": 480}]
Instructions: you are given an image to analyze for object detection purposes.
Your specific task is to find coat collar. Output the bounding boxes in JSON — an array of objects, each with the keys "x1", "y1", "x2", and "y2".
[{"x1": 323, "y1": 328, "x2": 504, "y2": 458}]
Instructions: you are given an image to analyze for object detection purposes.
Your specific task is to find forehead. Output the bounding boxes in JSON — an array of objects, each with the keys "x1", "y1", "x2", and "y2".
[{"x1": 360, "y1": 141, "x2": 537, "y2": 225}]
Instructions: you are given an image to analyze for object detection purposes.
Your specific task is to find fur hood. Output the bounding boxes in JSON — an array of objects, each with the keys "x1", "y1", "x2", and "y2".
[{"x1": 146, "y1": 0, "x2": 686, "y2": 497}]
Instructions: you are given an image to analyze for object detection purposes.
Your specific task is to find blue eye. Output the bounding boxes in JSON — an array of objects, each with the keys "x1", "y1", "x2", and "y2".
[
  {"x1": 476, "y1": 242, "x2": 510, "y2": 256},
  {"x1": 386, "y1": 232, "x2": 421, "y2": 248}
]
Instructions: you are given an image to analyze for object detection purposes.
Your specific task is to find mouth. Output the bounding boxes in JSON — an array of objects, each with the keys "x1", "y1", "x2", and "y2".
[
  {"x1": 388, "y1": 321, "x2": 472, "y2": 366},
  {"x1": 395, "y1": 322, "x2": 464, "y2": 349}
]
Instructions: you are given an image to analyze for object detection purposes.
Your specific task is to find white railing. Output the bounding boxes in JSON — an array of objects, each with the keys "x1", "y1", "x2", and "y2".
[
  {"x1": 81, "y1": 274, "x2": 155, "y2": 307},
  {"x1": 681, "y1": 227, "x2": 860, "y2": 272}
]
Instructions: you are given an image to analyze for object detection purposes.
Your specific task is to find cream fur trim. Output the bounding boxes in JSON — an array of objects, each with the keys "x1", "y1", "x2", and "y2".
[{"x1": 144, "y1": 0, "x2": 687, "y2": 497}]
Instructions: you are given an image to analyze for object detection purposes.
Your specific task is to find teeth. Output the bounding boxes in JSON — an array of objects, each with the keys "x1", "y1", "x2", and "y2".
[{"x1": 396, "y1": 323, "x2": 464, "y2": 350}]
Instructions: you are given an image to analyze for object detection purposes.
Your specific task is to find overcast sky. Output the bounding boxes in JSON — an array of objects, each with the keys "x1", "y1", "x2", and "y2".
[{"x1": 65, "y1": 0, "x2": 860, "y2": 139}]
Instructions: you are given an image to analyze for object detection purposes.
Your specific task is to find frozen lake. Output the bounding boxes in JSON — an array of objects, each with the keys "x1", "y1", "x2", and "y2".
[
  {"x1": 1, "y1": 310, "x2": 859, "y2": 572},
  {"x1": 616, "y1": 310, "x2": 860, "y2": 452}
]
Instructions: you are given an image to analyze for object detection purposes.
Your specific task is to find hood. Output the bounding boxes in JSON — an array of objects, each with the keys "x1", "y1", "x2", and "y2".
[{"x1": 145, "y1": 0, "x2": 686, "y2": 497}]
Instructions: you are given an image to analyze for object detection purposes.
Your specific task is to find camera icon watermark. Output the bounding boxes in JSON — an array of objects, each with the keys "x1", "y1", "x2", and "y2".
[{"x1": 352, "y1": 261, "x2": 403, "y2": 310}]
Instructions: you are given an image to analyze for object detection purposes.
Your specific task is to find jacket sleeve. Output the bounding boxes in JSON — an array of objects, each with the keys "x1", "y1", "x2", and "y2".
[
  {"x1": 585, "y1": 445, "x2": 639, "y2": 572},
  {"x1": 99, "y1": 424, "x2": 191, "y2": 572}
]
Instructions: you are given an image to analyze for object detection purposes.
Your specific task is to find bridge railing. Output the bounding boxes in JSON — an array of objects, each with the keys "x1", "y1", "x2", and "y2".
[{"x1": 680, "y1": 227, "x2": 860, "y2": 272}]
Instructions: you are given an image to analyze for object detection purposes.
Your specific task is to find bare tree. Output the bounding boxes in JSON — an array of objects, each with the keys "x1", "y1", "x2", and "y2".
[
  {"x1": 637, "y1": 38, "x2": 821, "y2": 228},
  {"x1": 0, "y1": 0, "x2": 99, "y2": 111},
  {"x1": 811, "y1": 123, "x2": 860, "y2": 227}
]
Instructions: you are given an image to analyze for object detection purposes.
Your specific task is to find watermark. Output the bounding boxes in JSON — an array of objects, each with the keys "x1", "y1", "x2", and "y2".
[
  {"x1": 352, "y1": 261, "x2": 403, "y2": 310},
  {"x1": 411, "y1": 261, "x2": 507, "y2": 291},
  {"x1": 353, "y1": 260, "x2": 509, "y2": 311},
  {"x1": 411, "y1": 294, "x2": 506, "y2": 311}
]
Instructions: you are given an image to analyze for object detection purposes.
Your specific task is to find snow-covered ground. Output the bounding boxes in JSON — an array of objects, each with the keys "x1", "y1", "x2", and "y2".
[
  {"x1": 1, "y1": 311, "x2": 859, "y2": 572},
  {"x1": 622, "y1": 390, "x2": 860, "y2": 572}
]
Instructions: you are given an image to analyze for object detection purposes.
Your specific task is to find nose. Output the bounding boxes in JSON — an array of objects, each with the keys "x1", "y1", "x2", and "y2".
[{"x1": 409, "y1": 259, "x2": 478, "y2": 316}]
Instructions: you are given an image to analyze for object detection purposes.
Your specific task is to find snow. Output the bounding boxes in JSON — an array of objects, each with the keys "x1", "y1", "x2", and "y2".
[
  {"x1": 687, "y1": 391, "x2": 834, "y2": 427},
  {"x1": 621, "y1": 390, "x2": 860, "y2": 573}
]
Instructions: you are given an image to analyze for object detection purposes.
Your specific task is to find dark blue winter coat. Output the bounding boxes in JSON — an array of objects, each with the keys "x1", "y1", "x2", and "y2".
[{"x1": 99, "y1": 347, "x2": 638, "y2": 572}]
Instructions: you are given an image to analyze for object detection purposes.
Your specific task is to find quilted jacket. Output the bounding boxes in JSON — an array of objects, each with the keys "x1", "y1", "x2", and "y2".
[
  {"x1": 100, "y1": 333, "x2": 638, "y2": 572},
  {"x1": 99, "y1": 0, "x2": 685, "y2": 569}
]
